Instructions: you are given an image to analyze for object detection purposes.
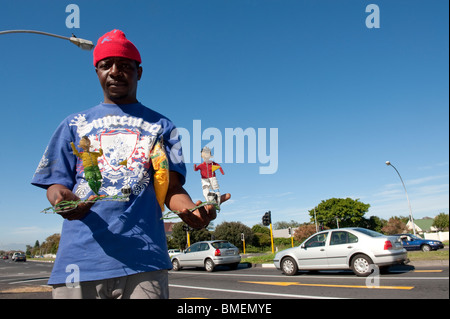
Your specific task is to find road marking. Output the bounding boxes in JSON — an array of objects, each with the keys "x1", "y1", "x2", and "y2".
[
  {"x1": 169, "y1": 284, "x2": 348, "y2": 299},
  {"x1": 169, "y1": 270, "x2": 448, "y2": 281},
  {"x1": 413, "y1": 270, "x2": 443, "y2": 273},
  {"x1": 8, "y1": 277, "x2": 49, "y2": 284},
  {"x1": 240, "y1": 281, "x2": 414, "y2": 290}
]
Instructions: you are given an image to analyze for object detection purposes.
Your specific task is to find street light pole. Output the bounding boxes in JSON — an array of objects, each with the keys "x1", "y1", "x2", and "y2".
[
  {"x1": 0, "y1": 29, "x2": 94, "y2": 50},
  {"x1": 385, "y1": 161, "x2": 416, "y2": 235}
]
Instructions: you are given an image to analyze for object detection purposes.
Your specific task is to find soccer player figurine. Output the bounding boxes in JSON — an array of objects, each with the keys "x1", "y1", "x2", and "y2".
[
  {"x1": 194, "y1": 147, "x2": 224, "y2": 206},
  {"x1": 70, "y1": 136, "x2": 103, "y2": 195}
]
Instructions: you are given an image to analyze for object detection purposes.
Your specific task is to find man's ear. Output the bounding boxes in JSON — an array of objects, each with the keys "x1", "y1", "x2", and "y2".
[{"x1": 137, "y1": 66, "x2": 143, "y2": 81}]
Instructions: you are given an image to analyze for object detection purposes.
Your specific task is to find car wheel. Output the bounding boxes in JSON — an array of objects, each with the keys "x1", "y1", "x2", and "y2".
[
  {"x1": 205, "y1": 258, "x2": 215, "y2": 272},
  {"x1": 351, "y1": 254, "x2": 374, "y2": 277},
  {"x1": 172, "y1": 259, "x2": 181, "y2": 271},
  {"x1": 421, "y1": 244, "x2": 431, "y2": 252},
  {"x1": 281, "y1": 257, "x2": 298, "y2": 276}
]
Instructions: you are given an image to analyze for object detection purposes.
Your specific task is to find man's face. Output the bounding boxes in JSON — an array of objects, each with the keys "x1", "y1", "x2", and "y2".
[{"x1": 95, "y1": 57, "x2": 142, "y2": 104}]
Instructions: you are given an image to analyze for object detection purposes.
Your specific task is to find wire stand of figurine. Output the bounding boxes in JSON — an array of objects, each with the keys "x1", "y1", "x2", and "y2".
[
  {"x1": 161, "y1": 200, "x2": 221, "y2": 220},
  {"x1": 41, "y1": 186, "x2": 132, "y2": 214}
]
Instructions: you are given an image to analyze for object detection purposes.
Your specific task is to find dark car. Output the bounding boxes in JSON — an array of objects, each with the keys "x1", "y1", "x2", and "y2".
[
  {"x1": 397, "y1": 234, "x2": 444, "y2": 252},
  {"x1": 12, "y1": 253, "x2": 26, "y2": 262}
]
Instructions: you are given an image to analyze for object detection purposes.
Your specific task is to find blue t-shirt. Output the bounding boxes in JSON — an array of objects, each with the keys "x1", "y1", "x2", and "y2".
[{"x1": 31, "y1": 102, "x2": 186, "y2": 285}]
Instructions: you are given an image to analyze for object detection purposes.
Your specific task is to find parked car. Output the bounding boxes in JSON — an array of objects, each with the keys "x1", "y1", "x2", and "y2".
[
  {"x1": 274, "y1": 228, "x2": 408, "y2": 277},
  {"x1": 171, "y1": 240, "x2": 241, "y2": 272},
  {"x1": 11, "y1": 252, "x2": 21, "y2": 261},
  {"x1": 12, "y1": 253, "x2": 26, "y2": 262},
  {"x1": 168, "y1": 249, "x2": 182, "y2": 258},
  {"x1": 396, "y1": 234, "x2": 444, "y2": 252}
]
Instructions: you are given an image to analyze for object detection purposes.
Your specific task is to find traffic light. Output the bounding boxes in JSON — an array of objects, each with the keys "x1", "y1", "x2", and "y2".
[{"x1": 262, "y1": 211, "x2": 271, "y2": 226}]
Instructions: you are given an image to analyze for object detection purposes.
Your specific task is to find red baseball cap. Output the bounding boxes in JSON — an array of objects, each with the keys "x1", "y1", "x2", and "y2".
[{"x1": 93, "y1": 29, "x2": 141, "y2": 66}]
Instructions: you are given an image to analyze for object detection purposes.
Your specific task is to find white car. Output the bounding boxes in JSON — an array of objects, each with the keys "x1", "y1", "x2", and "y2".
[
  {"x1": 168, "y1": 249, "x2": 182, "y2": 258},
  {"x1": 171, "y1": 240, "x2": 241, "y2": 272},
  {"x1": 274, "y1": 228, "x2": 408, "y2": 277}
]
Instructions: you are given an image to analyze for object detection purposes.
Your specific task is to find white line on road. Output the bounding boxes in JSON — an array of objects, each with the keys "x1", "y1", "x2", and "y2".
[
  {"x1": 169, "y1": 271, "x2": 448, "y2": 281},
  {"x1": 8, "y1": 278, "x2": 50, "y2": 285},
  {"x1": 169, "y1": 284, "x2": 348, "y2": 299}
]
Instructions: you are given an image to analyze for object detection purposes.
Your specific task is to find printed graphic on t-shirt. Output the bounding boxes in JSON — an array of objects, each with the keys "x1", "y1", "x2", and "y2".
[{"x1": 68, "y1": 114, "x2": 162, "y2": 199}]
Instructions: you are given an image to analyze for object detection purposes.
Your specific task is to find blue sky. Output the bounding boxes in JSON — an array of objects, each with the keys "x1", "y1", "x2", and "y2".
[{"x1": 0, "y1": 0, "x2": 448, "y2": 250}]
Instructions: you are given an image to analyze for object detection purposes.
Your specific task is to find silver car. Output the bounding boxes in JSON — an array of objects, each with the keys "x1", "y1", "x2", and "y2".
[
  {"x1": 274, "y1": 228, "x2": 408, "y2": 277},
  {"x1": 171, "y1": 240, "x2": 241, "y2": 272}
]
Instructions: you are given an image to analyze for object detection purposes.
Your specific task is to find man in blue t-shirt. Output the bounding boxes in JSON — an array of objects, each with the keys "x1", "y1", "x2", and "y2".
[{"x1": 31, "y1": 29, "x2": 230, "y2": 299}]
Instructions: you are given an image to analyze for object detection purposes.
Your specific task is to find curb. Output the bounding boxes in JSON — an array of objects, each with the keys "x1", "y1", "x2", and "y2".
[
  {"x1": 408, "y1": 259, "x2": 449, "y2": 267},
  {"x1": 246, "y1": 263, "x2": 274, "y2": 268},
  {"x1": 26, "y1": 259, "x2": 54, "y2": 263}
]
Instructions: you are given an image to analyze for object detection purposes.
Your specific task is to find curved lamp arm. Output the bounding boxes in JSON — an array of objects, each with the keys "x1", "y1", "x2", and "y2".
[{"x1": 0, "y1": 29, "x2": 94, "y2": 50}]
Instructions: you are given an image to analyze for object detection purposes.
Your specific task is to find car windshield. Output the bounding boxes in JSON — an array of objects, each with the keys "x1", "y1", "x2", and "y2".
[
  {"x1": 408, "y1": 234, "x2": 422, "y2": 240},
  {"x1": 212, "y1": 241, "x2": 235, "y2": 249},
  {"x1": 352, "y1": 228, "x2": 384, "y2": 237}
]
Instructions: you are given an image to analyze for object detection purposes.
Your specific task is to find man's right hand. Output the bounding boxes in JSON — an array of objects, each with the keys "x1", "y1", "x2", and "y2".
[{"x1": 47, "y1": 184, "x2": 96, "y2": 220}]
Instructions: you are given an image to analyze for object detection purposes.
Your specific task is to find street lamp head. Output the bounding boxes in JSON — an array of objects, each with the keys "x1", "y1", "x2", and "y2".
[
  {"x1": 385, "y1": 161, "x2": 391, "y2": 166},
  {"x1": 70, "y1": 37, "x2": 95, "y2": 50}
]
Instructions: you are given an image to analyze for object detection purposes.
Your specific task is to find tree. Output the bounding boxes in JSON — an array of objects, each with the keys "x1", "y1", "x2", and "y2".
[
  {"x1": 294, "y1": 223, "x2": 320, "y2": 243},
  {"x1": 30, "y1": 240, "x2": 41, "y2": 257},
  {"x1": 381, "y1": 217, "x2": 407, "y2": 235},
  {"x1": 40, "y1": 234, "x2": 60, "y2": 254},
  {"x1": 433, "y1": 213, "x2": 449, "y2": 231},
  {"x1": 309, "y1": 198, "x2": 370, "y2": 228},
  {"x1": 251, "y1": 224, "x2": 269, "y2": 235},
  {"x1": 214, "y1": 221, "x2": 253, "y2": 250},
  {"x1": 25, "y1": 245, "x2": 32, "y2": 256},
  {"x1": 251, "y1": 224, "x2": 270, "y2": 247},
  {"x1": 170, "y1": 222, "x2": 211, "y2": 250},
  {"x1": 363, "y1": 216, "x2": 386, "y2": 233}
]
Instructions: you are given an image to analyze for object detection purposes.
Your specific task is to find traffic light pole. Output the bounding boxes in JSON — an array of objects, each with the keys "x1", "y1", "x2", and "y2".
[
  {"x1": 187, "y1": 230, "x2": 191, "y2": 247},
  {"x1": 262, "y1": 211, "x2": 274, "y2": 253},
  {"x1": 288, "y1": 227, "x2": 294, "y2": 247},
  {"x1": 269, "y1": 223, "x2": 274, "y2": 254},
  {"x1": 183, "y1": 224, "x2": 191, "y2": 247}
]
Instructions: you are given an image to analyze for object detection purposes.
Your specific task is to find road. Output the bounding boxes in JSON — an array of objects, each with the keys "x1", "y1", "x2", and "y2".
[
  {"x1": 1, "y1": 260, "x2": 448, "y2": 300},
  {"x1": 169, "y1": 263, "x2": 449, "y2": 299},
  {"x1": 0, "y1": 259, "x2": 52, "y2": 299}
]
